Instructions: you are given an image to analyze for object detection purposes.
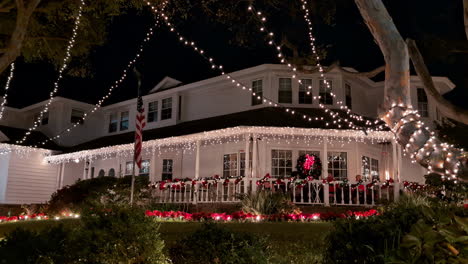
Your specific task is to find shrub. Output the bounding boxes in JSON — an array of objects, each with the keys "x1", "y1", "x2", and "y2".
[
  {"x1": 47, "y1": 175, "x2": 150, "y2": 214},
  {"x1": 324, "y1": 194, "x2": 467, "y2": 264},
  {"x1": 0, "y1": 205, "x2": 168, "y2": 264},
  {"x1": 169, "y1": 223, "x2": 269, "y2": 264},
  {"x1": 238, "y1": 190, "x2": 300, "y2": 215}
]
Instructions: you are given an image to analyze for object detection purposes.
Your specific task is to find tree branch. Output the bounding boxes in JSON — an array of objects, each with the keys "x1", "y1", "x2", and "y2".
[
  {"x1": 407, "y1": 38, "x2": 468, "y2": 125},
  {"x1": 464, "y1": 0, "x2": 468, "y2": 40},
  {"x1": 0, "y1": 0, "x2": 41, "y2": 74},
  {"x1": 340, "y1": 65, "x2": 385, "y2": 78}
]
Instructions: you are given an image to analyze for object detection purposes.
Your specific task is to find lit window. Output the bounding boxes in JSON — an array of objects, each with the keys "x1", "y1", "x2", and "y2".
[
  {"x1": 362, "y1": 156, "x2": 379, "y2": 181},
  {"x1": 125, "y1": 161, "x2": 133, "y2": 175},
  {"x1": 108, "y1": 113, "x2": 118, "y2": 133},
  {"x1": 278, "y1": 78, "x2": 292, "y2": 103},
  {"x1": 139, "y1": 160, "x2": 150, "y2": 175},
  {"x1": 299, "y1": 79, "x2": 313, "y2": 104},
  {"x1": 71, "y1": 109, "x2": 85, "y2": 124},
  {"x1": 417, "y1": 88, "x2": 428, "y2": 117},
  {"x1": 319, "y1": 80, "x2": 333, "y2": 105},
  {"x1": 148, "y1": 101, "x2": 158, "y2": 123},
  {"x1": 345, "y1": 83, "x2": 352, "y2": 109},
  {"x1": 271, "y1": 150, "x2": 293, "y2": 178},
  {"x1": 251, "y1": 79, "x2": 263, "y2": 106},
  {"x1": 162, "y1": 159, "x2": 173, "y2": 180},
  {"x1": 161, "y1": 98, "x2": 172, "y2": 120},
  {"x1": 120, "y1": 111, "x2": 129, "y2": 131},
  {"x1": 327, "y1": 152, "x2": 347, "y2": 180}
]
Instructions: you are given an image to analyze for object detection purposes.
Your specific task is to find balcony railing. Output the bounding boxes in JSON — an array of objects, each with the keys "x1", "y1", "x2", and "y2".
[{"x1": 150, "y1": 178, "x2": 399, "y2": 206}]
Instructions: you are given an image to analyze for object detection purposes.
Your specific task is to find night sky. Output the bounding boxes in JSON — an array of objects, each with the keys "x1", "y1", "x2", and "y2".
[{"x1": 2, "y1": 0, "x2": 467, "y2": 109}]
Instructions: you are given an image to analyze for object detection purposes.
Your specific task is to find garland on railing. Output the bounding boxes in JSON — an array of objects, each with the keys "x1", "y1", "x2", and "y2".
[
  {"x1": 148, "y1": 175, "x2": 244, "y2": 190},
  {"x1": 145, "y1": 209, "x2": 379, "y2": 221}
]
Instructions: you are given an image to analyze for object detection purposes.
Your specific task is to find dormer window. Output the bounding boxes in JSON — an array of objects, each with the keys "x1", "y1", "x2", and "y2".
[
  {"x1": 345, "y1": 83, "x2": 352, "y2": 109},
  {"x1": 120, "y1": 111, "x2": 129, "y2": 131},
  {"x1": 108, "y1": 113, "x2": 118, "y2": 133},
  {"x1": 148, "y1": 101, "x2": 158, "y2": 123},
  {"x1": 299, "y1": 79, "x2": 313, "y2": 104},
  {"x1": 319, "y1": 80, "x2": 333, "y2": 105}
]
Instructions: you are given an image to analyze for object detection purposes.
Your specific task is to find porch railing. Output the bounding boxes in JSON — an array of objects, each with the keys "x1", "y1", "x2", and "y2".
[{"x1": 150, "y1": 178, "x2": 399, "y2": 206}]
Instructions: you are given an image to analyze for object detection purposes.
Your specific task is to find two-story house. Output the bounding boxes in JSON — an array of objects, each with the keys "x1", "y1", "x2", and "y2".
[{"x1": 0, "y1": 64, "x2": 455, "y2": 204}]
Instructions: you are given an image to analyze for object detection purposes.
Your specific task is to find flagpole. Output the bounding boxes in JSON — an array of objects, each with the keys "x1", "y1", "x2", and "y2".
[
  {"x1": 130, "y1": 68, "x2": 141, "y2": 206},
  {"x1": 130, "y1": 84, "x2": 139, "y2": 206}
]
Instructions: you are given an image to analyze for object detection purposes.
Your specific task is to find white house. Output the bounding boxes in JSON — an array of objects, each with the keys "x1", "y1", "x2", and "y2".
[{"x1": 0, "y1": 64, "x2": 455, "y2": 204}]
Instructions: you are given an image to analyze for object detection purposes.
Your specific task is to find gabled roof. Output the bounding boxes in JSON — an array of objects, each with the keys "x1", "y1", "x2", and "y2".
[
  {"x1": 64, "y1": 107, "x2": 384, "y2": 153},
  {"x1": 149, "y1": 77, "x2": 182, "y2": 94},
  {"x1": 0, "y1": 125, "x2": 61, "y2": 150}
]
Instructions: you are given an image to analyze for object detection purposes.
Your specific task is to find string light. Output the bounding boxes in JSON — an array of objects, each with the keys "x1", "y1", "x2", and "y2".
[
  {"x1": 17, "y1": 0, "x2": 86, "y2": 145},
  {"x1": 0, "y1": 62, "x2": 14, "y2": 120},
  {"x1": 147, "y1": 1, "x2": 375, "y2": 132},
  {"x1": 30, "y1": 2, "x2": 167, "y2": 148},
  {"x1": 248, "y1": 4, "x2": 386, "y2": 132},
  {"x1": 45, "y1": 126, "x2": 393, "y2": 164}
]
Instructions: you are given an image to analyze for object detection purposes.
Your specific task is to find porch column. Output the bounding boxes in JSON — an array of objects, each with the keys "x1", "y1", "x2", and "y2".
[
  {"x1": 252, "y1": 134, "x2": 258, "y2": 192},
  {"x1": 321, "y1": 137, "x2": 328, "y2": 179},
  {"x1": 150, "y1": 151, "x2": 157, "y2": 181},
  {"x1": 244, "y1": 134, "x2": 251, "y2": 177},
  {"x1": 82, "y1": 158, "x2": 88, "y2": 180},
  {"x1": 397, "y1": 145, "x2": 402, "y2": 183},
  {"x1": 355, "y1": 141, "x2": 360, "y2": 181},
  {"x1": 195, "y1": 140, "x2": 201, "y2": 179},
  {"x1": 392, "y1": 140, "x2": 398, "y2": 181}
]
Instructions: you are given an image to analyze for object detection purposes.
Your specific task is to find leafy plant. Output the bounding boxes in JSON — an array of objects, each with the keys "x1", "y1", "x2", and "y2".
[
  {"x1": 169, "y1": 223, "x2": 269, "y2": 264},
  {"x1": 238, "y1": 190, "x2": 300, "y2": 215}
]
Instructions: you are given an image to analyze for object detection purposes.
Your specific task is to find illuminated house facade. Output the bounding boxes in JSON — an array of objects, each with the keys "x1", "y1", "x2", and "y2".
[{"x1": 0, "y1": 64, "x2": 455, "y2": 204}]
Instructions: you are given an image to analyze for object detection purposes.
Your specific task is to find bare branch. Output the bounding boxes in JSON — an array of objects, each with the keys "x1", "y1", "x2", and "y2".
[
  {"x1": 407, "y1": 38, "x2": 468, "y2": 125},
  {"x1": 341, "y1": 65, "x2": 385, "y2": 78},
  {"x1": 464, "y1": 0, "x2": 468, "y2": 40}
]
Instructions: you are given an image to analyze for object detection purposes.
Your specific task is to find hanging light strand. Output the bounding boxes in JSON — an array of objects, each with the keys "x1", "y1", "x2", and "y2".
[
  {"x1": 17, "y1": 0, "x2": 86, "y2": 145},
  {"x1": 0, "y1": 63, "x2": 15, "y2": 120},
  {"x1": 147, "y1": 1, "x2": 374, "y2": 131},
  {"x1": 31, "y1": 2, "x2": 167, "y2": 148},
  {"x1": 247, "y1": 4, "x2": 385, "y2": 132}
]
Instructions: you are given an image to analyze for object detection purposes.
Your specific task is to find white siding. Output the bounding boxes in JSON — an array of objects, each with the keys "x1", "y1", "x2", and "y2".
[{"x1": 4, "y1": 151, "x2": 59, "y2": 204}]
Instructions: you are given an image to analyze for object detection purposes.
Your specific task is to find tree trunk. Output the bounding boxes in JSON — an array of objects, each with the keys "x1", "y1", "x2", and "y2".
[
  {"x1": 406, "y1": 38, "x2": 468, "y2": 125},
  {"x1": 355, "y1": 0, "x2": 467, "y2": 180},
  {"x1": 0, "y1": 0, "x2": 41, "y2": 75},
  {"x1": 464, "y1": 0, "x2": 468, "y2": 40}
]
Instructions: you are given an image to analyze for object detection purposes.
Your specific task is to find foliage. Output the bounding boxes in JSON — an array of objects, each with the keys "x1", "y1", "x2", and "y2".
[
  {"x1": 324, "y1": 194, "x2": 467, "y2": 264},
  {"x1": 238, "y1": 190, "x2": 300, "y2": 215},
  {"x1": 0, "y1": 224, "x2": 75, "y2": 263},
  {"x1": 169, "y1": 223, "x2": 269, "y2": 264},
  {"x1": 73, "y1": 205, "x2": 168, "y2": 264},
  {"x1": 0, "y1": 205, "x2": 168, "y2": 264},
  {"x1": 422, "y1": 173, "x2": 468, "y2": 204},
  {"x1": 46, "y1": 175, "x2": 150, "y2": 215}
]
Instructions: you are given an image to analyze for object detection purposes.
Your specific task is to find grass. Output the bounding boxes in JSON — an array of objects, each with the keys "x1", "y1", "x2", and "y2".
[{"x1": 0, "y1": 220, "x2": 333, "y2": 263}]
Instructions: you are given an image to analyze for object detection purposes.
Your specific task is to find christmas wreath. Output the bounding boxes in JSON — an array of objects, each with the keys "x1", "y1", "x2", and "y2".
[{"x1": 296, "y1": 154, "x2": 322, "y2": 179}]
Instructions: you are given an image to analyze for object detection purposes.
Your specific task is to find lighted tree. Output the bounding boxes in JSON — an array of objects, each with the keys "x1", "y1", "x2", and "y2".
[{"x1": 354, "y1": 0, "x2": 467, "y2": 180}]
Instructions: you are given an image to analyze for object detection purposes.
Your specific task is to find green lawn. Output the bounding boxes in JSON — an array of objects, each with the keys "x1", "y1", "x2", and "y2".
[{"x1": 0, "y1": 220, "x2": 333, "y2": 263}]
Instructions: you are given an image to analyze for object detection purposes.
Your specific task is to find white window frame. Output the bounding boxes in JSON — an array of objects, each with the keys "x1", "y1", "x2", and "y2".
[
  {"x1": 147, "y1": 101, "x2": 158, "y2": 123},
  {"x1": 70, "y1": 108, "x2": 85, "y2": 124},
  {"x1": 162, "y1": 159, "x2": 173, "y2": 180},
  {"x1": 278, "y1": 77, "x2": 292, "y2": 104},
  {"x1": 120, "y1": 111, "x2": 129, "y2": 131},
  {"x1": 299, "y1": 79, "x2": 313, "y2": 104},
  {"x1": 327, "y1": 152, "x2": 347, "y2": 180},
  {"x1": 271, "y1": 149, "x2": 293, "y2": 178},
  {"x1": 161, "y1": 98, "x2": 172, "y2": 120},
  {"x1": 417, "y1": 88, "x2": 428, "y2": 117},
  {"x1": 319, "y1": 79, "x2": 333, "y2": 105},
  {"x1": 251, "y1": 79, "x2": 263, "y2": 106}
]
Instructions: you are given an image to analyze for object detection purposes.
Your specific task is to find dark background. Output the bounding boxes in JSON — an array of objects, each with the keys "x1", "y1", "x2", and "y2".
[{"x1": 2, "y1": 0, "x2": 467, "y2": 109}]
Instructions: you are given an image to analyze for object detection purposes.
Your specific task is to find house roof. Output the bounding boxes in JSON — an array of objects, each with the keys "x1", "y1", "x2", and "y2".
[
  {"x1": 149, "y1": 76, "x2": 183, "y2": 94},
  {"x1": 64, "y1": 107, "x2": 385, "y2": 153},
  {"x1": 0, "y1": 125, "x2": 61, "y2": 150}
]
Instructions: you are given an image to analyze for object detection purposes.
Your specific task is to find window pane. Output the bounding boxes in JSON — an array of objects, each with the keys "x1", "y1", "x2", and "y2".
[
  {"x1": 327, "y1": 152, "x2": 347, "y2": 180},
  {"x1": 299, "y1": 79, "x2": 313, "y2": 104},
  {"x1": 125, "y1": 161, "x2": 133, "y2": 175},
  {"x1": 148, "y1": 101, "x2": 158, "y2": 123},
  {"x1": 120, "y1": 111, "x2": 129, "y2": 131},
  {"x1": 109, "y1": 113, "x2": 118, "y2": 133},
  {"x1": 161, "y1": 98, "x2": 172, "y2": 120},
  {"x1": 271, "y1": 149, "x2": 293, "y2": 178},
  {"x1": 71, "y1": 109, "x2": 85, "y2": 124},
  {"x1": 139, "y1": 159, "x2": 150, "y2": 175},
  {"x1": 278, "y1": 78, "x2": 292, "y2": 103},
  {"x1": 345, "y1": 83, "x2": 352, "y2": 109},
  {"x1": 251, "y1": 79, "x2": 263, "y2": 106},
  {"x1": 319, "y1": 80, "x2": 333, "y2": 105},
  {"x1": 417, "y1": 88, "x2": 428, "y2": 117},
  {"x1": 162, "y1": 159, "x2": 173, "y2": 180}
]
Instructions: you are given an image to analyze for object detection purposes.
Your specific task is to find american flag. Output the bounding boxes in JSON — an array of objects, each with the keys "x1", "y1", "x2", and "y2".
[{"x1": 134, "y1": 94, "x2": 146, "y2": 170}]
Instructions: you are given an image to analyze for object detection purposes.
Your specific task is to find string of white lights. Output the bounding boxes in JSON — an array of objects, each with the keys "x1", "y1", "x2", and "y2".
[
  {"x1": 17, "y1": 0, "x2": 86, "y2": 145},
  {"x1": 30, "y1": 2, "x2": 167, "y2": 148},
  {"x1": 0, "y1": 62, "x2": 15, "y2": 120},
  {"x1": 247, "y1": 4, "x2": 385, "y2": 131},
  {"x1": 147, "y1": 1, "x2": 374, "y2": 130},
  {"x1": 45, "y1": 126, "x2": 393, "y2": 164}
]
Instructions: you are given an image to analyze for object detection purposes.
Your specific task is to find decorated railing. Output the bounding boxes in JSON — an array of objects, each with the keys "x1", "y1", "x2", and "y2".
[{"x1": 149, "y1": 177, "x2": 399, "y2": 206}]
